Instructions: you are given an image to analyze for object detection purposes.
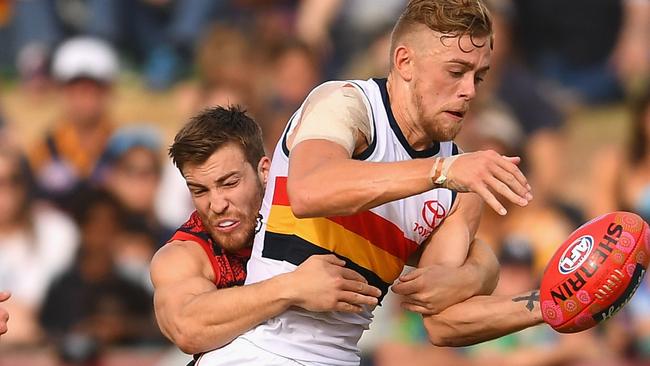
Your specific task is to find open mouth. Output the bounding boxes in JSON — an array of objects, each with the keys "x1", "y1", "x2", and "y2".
[
  {"x1": 215, "y1": 219, "x2": 241, "y2": 232},
  {"x1": 446, "y1": 110, "x2": 465, "y2": 119}
]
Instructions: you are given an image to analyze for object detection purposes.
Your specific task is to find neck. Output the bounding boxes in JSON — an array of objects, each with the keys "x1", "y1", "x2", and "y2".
[{"x1": 386, "y1": 74, "x2": 435, "y2": 150}]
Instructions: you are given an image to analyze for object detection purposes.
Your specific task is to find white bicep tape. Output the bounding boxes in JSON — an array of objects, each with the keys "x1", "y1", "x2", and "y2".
[{"x1": 290, "y1": 84, "x2": 371, "y2": 156}]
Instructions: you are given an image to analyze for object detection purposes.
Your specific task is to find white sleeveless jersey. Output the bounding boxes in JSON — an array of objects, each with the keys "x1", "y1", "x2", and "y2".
[{"x1": 242, "y1": 78, "x2": 460, "y2": 365}]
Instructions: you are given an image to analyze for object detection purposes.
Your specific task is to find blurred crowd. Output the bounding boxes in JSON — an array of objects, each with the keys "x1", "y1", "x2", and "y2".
[{"x1": 0, "y1": 0, "x2": 648, "y2": 365}]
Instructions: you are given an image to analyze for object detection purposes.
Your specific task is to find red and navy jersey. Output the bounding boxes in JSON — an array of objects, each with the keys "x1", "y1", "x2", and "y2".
[{"x1": 167, "y1": 211, "x2": 251, "y2": 288}]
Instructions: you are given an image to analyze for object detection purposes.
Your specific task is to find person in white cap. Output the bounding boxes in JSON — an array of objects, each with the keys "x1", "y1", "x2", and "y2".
[{"x1": 28, "y1": 36, "x2": 119, "y2": 210}]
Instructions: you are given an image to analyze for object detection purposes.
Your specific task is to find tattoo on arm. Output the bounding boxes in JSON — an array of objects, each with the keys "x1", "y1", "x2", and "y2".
[{"x1": 512, "y1": 291, "x2": 539, "y2": 312}]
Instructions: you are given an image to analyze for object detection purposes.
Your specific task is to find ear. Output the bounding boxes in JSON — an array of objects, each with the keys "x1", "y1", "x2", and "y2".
[
  {"x1": 257, "y1": 156, "x2": 271, "y2": 185},
  {"x1": 393, "y1": 45, "x2": 414, "y2": 82}
]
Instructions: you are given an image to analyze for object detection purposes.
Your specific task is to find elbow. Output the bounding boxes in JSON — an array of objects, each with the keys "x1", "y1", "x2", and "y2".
[
  {"x1": 424, "y1": 316, "x2": 467, "y2": 348},
  {"x1": 486, "y1": 265, "x2": 500, "y2": 295},
  {"x1": 287, "y1": 180, "x2": 330, "y2": 218},
  {"x1": 286, "y1": 179, "x2": 313, "y2": 218},
  {"x1": 166, "y1": 321, "x2": 210, "y2": 355},
  {"x1": 174, "y1": 335, "x2": 202, "y2": 355},
  {"x1": 289, "y1": 194, "x2": 315, "y2": 219}
]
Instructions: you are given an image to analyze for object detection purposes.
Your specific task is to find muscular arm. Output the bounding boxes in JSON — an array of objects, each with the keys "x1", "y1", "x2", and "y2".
[
  {"x1": 151, "y1": 243, "x2": 297, "y2": 354},
  {"x1": 398, "y1": 193, "x2": 542, "y2": 345},
  {"x1": 289, "y1": 140, "x2": 435, "y2": 217},
  {"x1": 393, "y1": 193, "x2": 499, "y2": 314},
  {"x1": 151, "y1": 242, "x2": 380, "y2": 354},
  {"x1": 423, "y1": 290, "x2": 543, "y2": 347},
  {"x1": 397, "y1": 193, "x2": 543, "y2": 346}
]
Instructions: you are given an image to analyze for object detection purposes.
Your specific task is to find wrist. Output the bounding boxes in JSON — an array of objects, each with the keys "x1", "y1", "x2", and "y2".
[
  {"x1": 429, "y1": 157, "x2": 446, "y2": 188},
  {"x1": 273, "y1": 272, "x2": 300, "y2": 309}
]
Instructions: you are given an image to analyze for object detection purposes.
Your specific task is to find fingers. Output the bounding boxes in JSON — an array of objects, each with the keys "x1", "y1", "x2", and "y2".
[
  {"x1": 319, "y1": 254, "x2": 346, "y2": 267},
  {"x1": 486, "y1": 176, "x2": 528, "y2": 208},
  {"x1": 391, "y1": 278, "x2": 421, "y2": 296},
  {"x1": 338, "y1": 290, "x2": 379, "y2": 308},
  {"x1": 473, "y1": 183, "x2": 507, "y2": 216},
  {"x1": 398, "y1": 269, "x2": 420, "y2": 282},
  {"x1": 495, "y1": 156, "x2": 532, "y2": 196},
  {"x1": 341, "y1": 279, "x2": 382, "y2": 298},
  {"x1": 0, "y1": 292, "x2": 10, "y2": 302},
  {"x1": 400, "y1": 302, "x2": 435, "y2": 315},
  {"x1": 334, "y1": 302, "x2": 364, "y2": 313},
  {"x1": 502, "y1": 156, "x2": 521, "y2": 165},
  {"x1": 339, "y1": 267, "x2": 368, "y2": 284}
]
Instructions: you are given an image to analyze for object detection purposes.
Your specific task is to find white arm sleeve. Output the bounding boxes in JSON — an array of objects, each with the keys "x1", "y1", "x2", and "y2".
[{"x1": 288, "y1": 81, "x2": 372, "y2": 156}]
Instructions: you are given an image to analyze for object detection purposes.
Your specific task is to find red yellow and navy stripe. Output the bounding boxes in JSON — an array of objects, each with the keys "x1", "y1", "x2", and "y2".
[{"x1": 262, "y1": 177, "x2": 419, "y2": 297}]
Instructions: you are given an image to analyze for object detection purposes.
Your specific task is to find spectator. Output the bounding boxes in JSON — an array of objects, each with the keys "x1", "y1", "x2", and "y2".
[
  {"x1": 112, "y1": 216, "x2": 158, "y2": 292},
  {"x1": 39, "y1": 189, "x2": 158, "y2": 349},
  {"x1": 0, "y1": 142, "x2": 79, "y2": 346},
  {"x1": 176, "y1": 25, "x2": 255, "y2": 118},
  {"x1": 28, "y1": 37, "x2": 118, "y2": 211},
  {"x1": 93, "y1": 125, "x2": 174, "y2": 248},
  {"x1": 512, "y1": 0, "x2": 649, "y2": 105},
  {"x1": 87, "y1": 0, "x2": 219, "y2": 90},
  {"x1": 258, "y1": 39, "x2": 322, "y2": 153},
  {"x1": 589, "y1": 82, "x2": 650, "y2": 222}
]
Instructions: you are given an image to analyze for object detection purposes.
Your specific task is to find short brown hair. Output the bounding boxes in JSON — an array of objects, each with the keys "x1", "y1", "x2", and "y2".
[
  {"x1": 169, "y1": 105, "x2": 265, "y2": 173},
  {"x1": 390, "y1": 0, "x2": 493, "y2": 59}
]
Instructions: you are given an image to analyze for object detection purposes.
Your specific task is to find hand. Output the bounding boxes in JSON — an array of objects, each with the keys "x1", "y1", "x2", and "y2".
[
  {"x1": 391, "y1": 265, "x2": 474, "y2": 315},
  {"x1": 0, "y1": 292, "x2": 10, "y2": 336},
  {"x1": 442, "y1": 151, "x2": 532, "y2": 215},
  {"x1": 288, "y1": 255, "x2": 381, "y2": 313}
]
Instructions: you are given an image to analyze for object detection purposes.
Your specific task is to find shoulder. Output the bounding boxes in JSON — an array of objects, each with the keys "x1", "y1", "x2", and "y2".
[
  {"x1": 305, "y1": 81, "x2": 367, "y2": 107},
  {"x1": 150, "y1": 240, "x2": 213, "y2": 286}
]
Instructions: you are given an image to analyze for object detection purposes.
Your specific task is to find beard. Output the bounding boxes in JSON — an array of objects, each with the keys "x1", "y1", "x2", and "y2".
[
  {"x1": 201, "y1": 183, "x2": 264, "y2": 253},
  {"x1": 413, "y1": 83, "x2": 465, "y2": 142},
  {"x1": 206, "y1": 211, "x2": 258, "y2": 253},
  {"x1": 428, "y1": 117, "x2": 463, "y2": 141}
]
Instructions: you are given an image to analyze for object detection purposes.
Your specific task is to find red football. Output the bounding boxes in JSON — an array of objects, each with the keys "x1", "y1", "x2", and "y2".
[{"x1": 540, "y1": 211, "x2": 650, "y2": 333}]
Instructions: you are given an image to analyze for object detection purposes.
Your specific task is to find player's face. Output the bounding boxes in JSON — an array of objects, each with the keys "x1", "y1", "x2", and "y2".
[
  {"x1": 183, "y1": 143, "x2": 269, "y2": 252},
  {"x1": 411, "y1": 33, "x2": 491, "y2": 141}
]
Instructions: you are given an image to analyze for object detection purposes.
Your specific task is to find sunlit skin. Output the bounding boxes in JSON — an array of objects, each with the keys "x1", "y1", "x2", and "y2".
[
  {"x1": 182, "y1": 143, "x2": 270, "y2": 253},
  {"x1": 389, "y1": 27, "x2": 491, "y2": 149}
]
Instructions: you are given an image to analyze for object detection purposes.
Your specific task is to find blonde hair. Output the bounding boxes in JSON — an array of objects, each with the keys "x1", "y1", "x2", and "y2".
[{"x1": 390, "y1": 0, "x2": 493, "y2": 64}]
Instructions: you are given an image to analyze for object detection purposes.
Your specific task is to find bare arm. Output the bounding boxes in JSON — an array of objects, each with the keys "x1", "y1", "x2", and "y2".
[
  {"x1": 393, "y1": 193, "x2": 499, "y2": 314},
  {"x1": 395, "y1": 193, "x2": 541, "y2": 346},
  {"x1": 0, "y1": 292, "x2": 9, "y2": 336},
  {"x1": 151, "y1": 243, "x2": 380, "y2": 354},
  {"x1": 288, "y1": 140, "x2": 436, "y2": 217},
  {"x1": 289, "y1": 139, "x2": 531, "y2": 218},
  {"x1": 423, "y1": 290, "x2": 543, "y2": 347}
]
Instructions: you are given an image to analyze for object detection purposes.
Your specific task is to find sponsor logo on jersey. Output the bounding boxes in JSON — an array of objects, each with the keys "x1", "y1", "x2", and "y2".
[{"x1": 422, "y1": 200, "x2": 446, "y2": 229}]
